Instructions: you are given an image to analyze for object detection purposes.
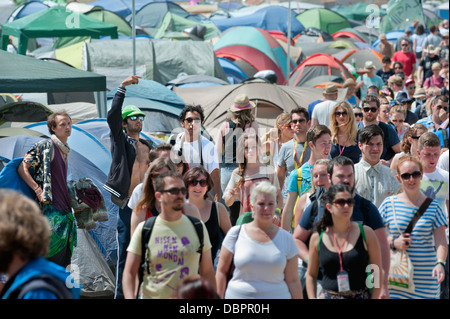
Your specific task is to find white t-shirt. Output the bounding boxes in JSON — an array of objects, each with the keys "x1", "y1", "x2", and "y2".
[
  {"x1": 128, "y1": 182, "x2": 143, "y2": 210},
  {"x1": 223, "y1": 225, "x2": 299, "y2": 299},
  {"x1": 437, "y1": 150, "x2": 449, "y2": 173},
  {"x1": 311, "y1": 100, "x2": 337, "y2": 127},
  {"x1": 171, "y1": 133, "x2": 219, "y2": 174}
]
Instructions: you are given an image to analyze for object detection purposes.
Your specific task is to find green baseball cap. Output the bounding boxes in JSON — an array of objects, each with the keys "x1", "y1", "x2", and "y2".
[{"x1": 122, "y1": 105, "x2": 146, "y2": 120}]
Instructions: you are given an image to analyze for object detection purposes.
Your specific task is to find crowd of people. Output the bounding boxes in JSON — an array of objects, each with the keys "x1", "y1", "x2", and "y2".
[{"x1": 0, "y1": 21, "x2": 449, "y2": 301}]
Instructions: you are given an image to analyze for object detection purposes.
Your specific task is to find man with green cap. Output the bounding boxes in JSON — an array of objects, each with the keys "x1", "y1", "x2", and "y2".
[{"x1": 103, "y1": 75, "x2": 154, "y2": 299}]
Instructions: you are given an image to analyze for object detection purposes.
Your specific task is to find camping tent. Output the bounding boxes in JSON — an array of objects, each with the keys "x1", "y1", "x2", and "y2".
[
  {"x1": 6, "y1": 0, "x2": 49, "y2": 22},
  {"x1": 1, "y1": 6, "x2": 119, "y2": 55},
  {"x1": 296, "y1": 8, "x2": 351, "y2": 35},
  {"x1": 132, "y1": 1, "x2": 220, "y2": 40},
  {"x1": 211, "y1": 5, "x2": 305, "y2": 39},
  {"x1": 83, "y1": 38, "x2": 227, "y2": 90},
  {"x1": 214, "y1": 26, "x2": 295, "y2": 85},
  {"x1": 107, "y1": 80, "x2": 186, "y2": 134},
  {"x1": 334, "y1": 3, "x2": 386, "y2": 21},
  {"x1": 0, "y1": 50, "x2": 108, "y2": 117},
  {"x1": 288, "y1": 53, "x2": 354, "y2": 87},
  {"x1": 332, "y1": 48, "x2": 383, "y2": 71},
  {"x1": 173, "y1": 80, "x2": 347, "y2": 130}
]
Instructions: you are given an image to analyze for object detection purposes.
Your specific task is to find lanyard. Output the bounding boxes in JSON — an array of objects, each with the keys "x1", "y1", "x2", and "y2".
[
  {"x1": 331, "y1": 225, "x2": 351, "y2": 272},
  {"x1": 293, "y1": 140, "x2": 307, "y2": 169},
  {"x1": 338, "y1": 135, "x2": 350, "y2": 157}
]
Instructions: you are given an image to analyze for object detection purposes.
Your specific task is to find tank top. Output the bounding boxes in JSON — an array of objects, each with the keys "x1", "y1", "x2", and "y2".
[
  {"x1": 204, "y1": 202, "x2": 221, "y2": 259},
  {"x1": 50, "y1": 141, "x2": 71, "y2": 213},
  {"x1": 319, "y1": 232, "x2": 368, "y2": 292}
]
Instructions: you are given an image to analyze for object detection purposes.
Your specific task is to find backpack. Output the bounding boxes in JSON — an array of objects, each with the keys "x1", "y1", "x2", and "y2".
[
  {"x1": 5, "y1": 274, "x2": 73, "y2": 299},
  {"x1": 136, "y1": 215, "x2": 204, "y2": 298}
]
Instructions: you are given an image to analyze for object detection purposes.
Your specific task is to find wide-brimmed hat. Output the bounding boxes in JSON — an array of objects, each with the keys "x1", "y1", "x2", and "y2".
[
  {"x1": 424, "y1": 44, "x2": 437, "y2": 54},
  {"x1": 323, "y1": 83, "x2": 338, "y2": 94},
  {"x1": 413, "y1": 87, "x2": 426, "y2": 98},
  {"x1": 364, "y1": 61, "x2": 377, "y2": 71},
  {"x1": 122, "y1": 105, "x2": 145, "y2": 120},
  {"x1": 230, "y1": 94, "x2": 256, "y2": 112}
]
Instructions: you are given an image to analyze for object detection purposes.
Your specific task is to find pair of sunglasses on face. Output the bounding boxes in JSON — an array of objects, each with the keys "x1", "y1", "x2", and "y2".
[{"x1": 129, "y1": 116, "x2": 144, "y2": 121}]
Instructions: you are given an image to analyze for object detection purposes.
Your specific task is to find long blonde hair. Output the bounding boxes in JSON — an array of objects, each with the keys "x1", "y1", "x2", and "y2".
[
  {"x1": 235, "y1": 133, "x2": 261, "y2": 188},
  {"x1": 329, "y1": 101, "x2": 358, "y2": 146},
  {"x1": 135, "y1": 157, "x2": 177, "y2": 212}
]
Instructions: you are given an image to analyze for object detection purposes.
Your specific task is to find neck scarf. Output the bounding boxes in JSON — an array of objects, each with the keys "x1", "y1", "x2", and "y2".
[{"x1": 51, "y1": 134, "x2": 70, "y2": 155}]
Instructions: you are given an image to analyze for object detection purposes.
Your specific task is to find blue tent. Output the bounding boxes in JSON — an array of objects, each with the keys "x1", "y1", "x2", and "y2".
[
  {"x1": 7, "y1": 0, "x2": 49, "y2": 22},
  {"x1": 89, "y1": 0, "x2": 152, "y2": 18},
  {"x1": 24, "y1": 122, "x2": 112, "y2": 176},
  {"x1": 0, "y1": 134, "x2": 118, "y2": 265},
  {"x1": 107, "y1": 79, "x2": 186, "y2": 134},
  {"x1": 212, "y1": 5, "x2": 305, "y2": 39},
  {"x1": 371, "y1": 30, "x2": 405, "y2": 52},
  {"x1": 218, "y1": 57, "x2": 248, "y2": 84}
]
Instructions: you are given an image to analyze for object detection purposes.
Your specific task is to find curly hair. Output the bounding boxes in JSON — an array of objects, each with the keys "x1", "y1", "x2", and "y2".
[{"x1": 0, "y1": 189, "x2": 50, "y2": 272}]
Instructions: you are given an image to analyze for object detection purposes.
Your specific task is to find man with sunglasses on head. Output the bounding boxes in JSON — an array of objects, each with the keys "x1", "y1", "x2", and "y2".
[
  {"x1": 104, "y1": 75, "x2": 154, "y2": 299},
  {"x1": 123, "y1": 171, "x2": 215, "y2": 299},
  {"x1": 170, "y1": 105, "x2": 221, "y2": 202},
  {"x1": 417, "y1": 132, "x2": 449, "y2": 299},
  {"x1": 358, "y1": 95, "x2": 401, "y2": 166}
]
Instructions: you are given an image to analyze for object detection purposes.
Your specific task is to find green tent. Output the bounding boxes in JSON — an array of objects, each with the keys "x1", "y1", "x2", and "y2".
[
  {"x1": 54, "y1": 7, "x2": 132, "y2": 49},
  {"x1": 335, "y1": 3, "x2": 386, "y2": 22},
  {"x1": 0, "y1": 50, "x2": 106, "y2": 93},
  {"x1": 296, "y1": 8, "x2": 351, "y2": 35},
  {"x1": 1, "y1": 6, "x2": 118, "y2": 55}
]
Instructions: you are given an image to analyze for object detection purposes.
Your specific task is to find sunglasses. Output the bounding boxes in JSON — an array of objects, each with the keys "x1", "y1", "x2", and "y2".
[
  {"x1": 436, "y1": 105, "x2": 448, "y2": 112},
  {"x1": 400, "y1": 171, "x2": 421, "y2": 180},
  {"x1": 189, "y1": 179, "x2": 208, "y2": 187},
  {"x1": 394, "y1": 67, "x2": 403, "y2": 70},
  {"x1": 354, "y1": 113, "x2": 363, "y2": 117},
  {"x1": 410, "y1": 136, "x2": 420, "y2": 139},
  {"x1": 335, "y1": 111, "x2": 348, "y2": 117},
  {"x1": 391, "y1": 119, "x2": 404, "y2": 123},
  {"x1": 185, "y1": 117, "x2": 201, "y2": 124},
  {"x1": 401, "y1": 44, "x2": 409, "y2": 47},
  {"x1": 159, "y1": 187, "x2": 188, "y2": 195},
  {"x1": 363, "y1": 107, "x2": 378, "y2": 113},
  {"x1": 406, "y1": 86, "x2": 416, "y2": 90},
  {"x1": 129, "y1": 115, "x2": 144, "y2": 121},
  {"x1": 333, "y1": 198, "x2": 355, "y2": 207},
  {"x1": 291, "y1": 119, "x2": 307, "y2": 124}
]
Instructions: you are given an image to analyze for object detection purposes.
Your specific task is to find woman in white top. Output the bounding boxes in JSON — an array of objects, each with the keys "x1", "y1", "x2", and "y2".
[{"x1": 216, "y1": 181, "x2": 302, "y2": 299}]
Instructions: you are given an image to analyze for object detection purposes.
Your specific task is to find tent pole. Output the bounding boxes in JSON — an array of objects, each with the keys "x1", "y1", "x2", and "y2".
[
  {"x1": 95, "y1": 91, "x2": 107, "y2": 118},
  {"x1": 132, "y1": 0, "x2": 136, "y2": 75},
  {"x1": 287, "y1": 0, "x2": 291, "y2": 81}
]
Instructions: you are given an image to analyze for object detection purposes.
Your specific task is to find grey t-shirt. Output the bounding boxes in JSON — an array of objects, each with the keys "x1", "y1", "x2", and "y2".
[{"x1": 277, "y1": 139, "x2": 311, "y2": 174}]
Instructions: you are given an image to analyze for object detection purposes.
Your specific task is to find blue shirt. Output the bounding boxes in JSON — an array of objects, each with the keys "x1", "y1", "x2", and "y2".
[
  {"x1": 287, "y1": 162, "x2": 313, "y2": 196},
  {"x1": 299, "y1": 193, "x2": 385, "y2": 231}
]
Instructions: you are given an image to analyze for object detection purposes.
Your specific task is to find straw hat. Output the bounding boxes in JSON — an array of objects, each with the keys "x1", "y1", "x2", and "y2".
[
  {"x1": 412, "y1": 88, "x2": 426, "y2": 99},
  {"x1": 323, "y1": 83, "x2": 338, "y2": 94},
  {"x1": 364, "y1": 61, "x2": 377, "y2": 71},
  {"x1": 424, "y1": 44, "x2": 437, "y2": 54},
  {"x1": 229, "y1": 94, "x2": 256, "y2": 112}
]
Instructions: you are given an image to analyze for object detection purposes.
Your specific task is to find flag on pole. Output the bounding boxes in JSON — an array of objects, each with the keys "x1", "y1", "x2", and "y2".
[{"x1": 380, "y1": 0, "x2": 425, "y2": 32}]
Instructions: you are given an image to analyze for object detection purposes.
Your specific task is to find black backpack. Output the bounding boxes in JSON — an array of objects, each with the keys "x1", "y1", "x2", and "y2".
[
  {"x1": 136, "y1": 215, "x2": 204, "y2": 298},
  {"x1": 4, "y1": 274, "x2": 73, "y2": 299}
]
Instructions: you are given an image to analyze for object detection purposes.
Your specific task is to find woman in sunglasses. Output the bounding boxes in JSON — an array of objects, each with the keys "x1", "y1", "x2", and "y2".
[
  {"x1": 388, "y1": 105, "x2": 409, "y2": 139},
  {"x1": 306, "y1": 184, "x2": 382, "y2": 299},
  {"x1": 184, "y1": 166, "x2": 232, "y2": 266},
  {"x1": 378, "y1": 155, "x2": 447, "y2": 299},
  {"x1": 329, "y1": 101, "x2": 361, "y2": 164},
  {"x1": 389, "y1": 123, "x2": 427, "y2": 170}
]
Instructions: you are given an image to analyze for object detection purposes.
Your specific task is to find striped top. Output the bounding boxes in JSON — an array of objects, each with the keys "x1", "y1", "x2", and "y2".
[{"x1": 379, "y1": 195, "x2": 448, "y2": 299}]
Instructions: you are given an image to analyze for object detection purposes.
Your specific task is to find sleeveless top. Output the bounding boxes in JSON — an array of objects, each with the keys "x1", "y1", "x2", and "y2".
[
  {"x1": 50, "y1": 141, "x2": 71, "y2": 213},
  {"x1": 319, "y1": 232, "x2": 368, "y2": 291},
  {"x1": 204, "y1": 202, "x2": 222, "y2": 259}
]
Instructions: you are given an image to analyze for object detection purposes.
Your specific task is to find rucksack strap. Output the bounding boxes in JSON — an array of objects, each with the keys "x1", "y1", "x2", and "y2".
[
  {"x1": 8, "y1": 274, "x2": 72, "y2": 299},
  {"x1": 186, "y1": 215, "x2": 204, "y2": 260}
]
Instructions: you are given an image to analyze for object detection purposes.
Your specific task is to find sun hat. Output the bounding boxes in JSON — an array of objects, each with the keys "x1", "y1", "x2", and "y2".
[
  {"x1": 229, "y1": 94, "x2": 256, "y2": 112},
  {"x1": 364, "y1": 61, "x2": 377, "y2": 71},
  {"x1": 424, "y1": 44, "x2": 437, "y2": 54},
  {"x1": 122, "y1": 105, "x2": 146, "y2": 120},
  {"x1": 323, "y1": 83, "x2": 338, "y2": 94},
  {"x1": 412, "y1": 87, "x2": 426, "y2": 99}
]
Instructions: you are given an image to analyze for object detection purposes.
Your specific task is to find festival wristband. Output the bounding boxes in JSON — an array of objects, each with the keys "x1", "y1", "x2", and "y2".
[{"x1": 275, "y1": 208, "x2": 282, "y2": 217}]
